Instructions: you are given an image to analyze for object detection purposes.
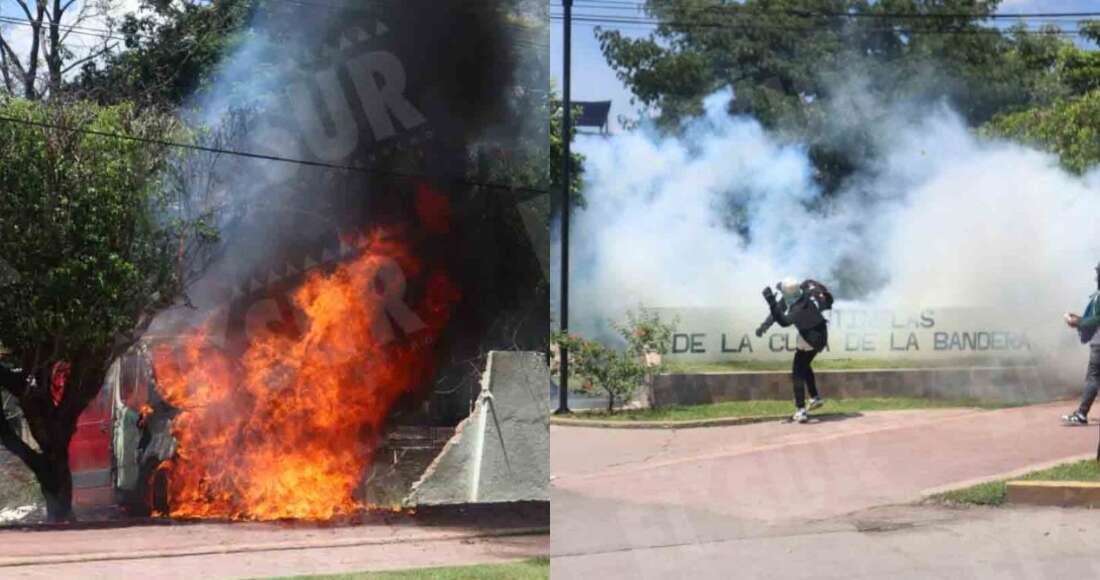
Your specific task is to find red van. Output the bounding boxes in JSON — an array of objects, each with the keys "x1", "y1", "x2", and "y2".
[
  {"x1": 65, "y1": 349, "x2": 157, "y2": 511},
  {"x1": 66, "y1": 342, "x2": 452, "y2": 517},
  {"x1": 69, "y1": 382, "x2": 114, "y2": 509}
]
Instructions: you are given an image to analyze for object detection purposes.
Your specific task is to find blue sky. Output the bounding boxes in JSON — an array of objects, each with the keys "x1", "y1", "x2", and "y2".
[{"x1": 550, "y1": 0, "x2": 1100, "y2": 132}]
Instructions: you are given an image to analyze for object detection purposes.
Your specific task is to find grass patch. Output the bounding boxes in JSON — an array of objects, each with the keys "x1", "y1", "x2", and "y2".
[
  {"x1": 933, "y1": 480, "x2": 1008, "y2": 506},
  {"x1": 931, "y1": 460, "x2": 1100, "y2": 507},
  {"x1": 665, "y1": 357, "x2": 1036, "y2": 373},
  {"x1": 561, "y1": 397, "x2": 1009, "y2": 422},
  {"x1": 271, "y1": 558, "x2": 549, "y2": 580}
]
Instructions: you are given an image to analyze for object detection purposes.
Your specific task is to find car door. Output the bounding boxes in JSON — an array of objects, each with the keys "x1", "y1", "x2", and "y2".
[
  {"x1": 112, "y1": 352, "x2": 148, "y2": 495},
  {"x1": 69, "y1": 373, "x2": 114, "y2": 506}
]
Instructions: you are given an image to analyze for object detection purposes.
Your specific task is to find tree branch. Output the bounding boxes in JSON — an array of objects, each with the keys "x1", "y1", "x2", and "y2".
[
  {"x1": 12, "y1": 0, "x2": 35, "y2": 24},
  {"x1": 61, "y1": 41, "x2": 117, "y2": 74},
  {"x1": 0, "y1": 414, "x2": 43, "y2": 473},
  {"x1": 0, "y1": 33, "x2": 28, "y2": 80}
]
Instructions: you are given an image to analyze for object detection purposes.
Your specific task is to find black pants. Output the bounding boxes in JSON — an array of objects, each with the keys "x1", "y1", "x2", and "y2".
[
  {"x1": 1077, "y1": 345, "x2": 1100, "y2": 415},
  {"x1": 792, "y1": 349, "x2": 820, "y2": 409}
]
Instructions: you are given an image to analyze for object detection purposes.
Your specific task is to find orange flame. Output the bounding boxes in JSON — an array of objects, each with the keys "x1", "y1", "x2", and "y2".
[{"x1": 152, "y1": 231, "x2": 460, "y2": 521}]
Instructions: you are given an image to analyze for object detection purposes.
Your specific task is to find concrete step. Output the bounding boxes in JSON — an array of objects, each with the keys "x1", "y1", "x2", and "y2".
[{"x1": 1006, "y1": 480, "x2": 1100, "y2": 508}]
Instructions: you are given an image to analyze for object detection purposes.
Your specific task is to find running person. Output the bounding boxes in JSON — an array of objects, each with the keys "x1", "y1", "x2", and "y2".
[
  {"x1": 762, "y1": 278, "x2": 832, "y2": 423},
  {"x1": 1061, "y1": 262, "x2": 1100, "y2": 425}
]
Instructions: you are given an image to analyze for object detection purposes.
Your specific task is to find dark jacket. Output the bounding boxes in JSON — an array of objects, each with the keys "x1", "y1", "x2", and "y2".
[
  {"x1": 1079, "y1": 292, "x2": 1100, "y2": 344},
  {"x1": 757, "y1": 279, "x2": 833, "y2": 339},
  {"x1": 764, "y1": 290, "x2": 829, "y2": 351}
]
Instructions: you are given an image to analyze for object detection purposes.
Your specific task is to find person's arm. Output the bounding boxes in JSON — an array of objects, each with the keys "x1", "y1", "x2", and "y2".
[
  {"x1": 1078, "y1": 298, "x2": 1100, "y2": 331},
  {"x1": 756, "y1": 314, "x2": 776, "y2": 337},
  {"x1": 763, "y1": 287, "x2": 792, "y2": 327}
]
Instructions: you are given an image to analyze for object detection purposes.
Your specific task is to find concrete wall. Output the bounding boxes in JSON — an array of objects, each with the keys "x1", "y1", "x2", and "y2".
[
  {"x1": 405, "y1": 351, "x2": 549, "y2": 506},
  {"x1": 652, "y1": 366, "x2": 1080, "y2": 408},
  {"x1": 652, "y1": 306, "x2": 1059, "y2": 364}
]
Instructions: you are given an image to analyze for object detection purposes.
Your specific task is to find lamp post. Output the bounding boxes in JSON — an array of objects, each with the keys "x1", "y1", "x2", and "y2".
[{"x1": 556, "y1": 0, "x2": 573, "y2": 415}]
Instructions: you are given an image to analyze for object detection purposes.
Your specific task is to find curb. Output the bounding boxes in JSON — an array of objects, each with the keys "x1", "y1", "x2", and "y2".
[
  {"x1": 550, "y1": 415, "x2": 789, "y2": 429},
  {"x1": 0, "y1": 526, "x2": 550, "y2": 568},
  {"x1": 1005, "y1": 480, "x2": 1100, "y2": 508},
  {"x1": 919, "y1": 453, "x2": 1095, "y2": 498}
]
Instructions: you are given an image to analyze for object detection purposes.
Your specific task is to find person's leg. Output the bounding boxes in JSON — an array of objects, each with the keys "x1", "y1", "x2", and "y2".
[
  {"x1": 792, "y1": 350, "x2": 811, "y2": 409},
  {"x1": 804, "y1": 349, "x2": 820, "y2": 400},
  {"x1": 1077, "y1": 346, "x2": 1100, "y2": 416}
]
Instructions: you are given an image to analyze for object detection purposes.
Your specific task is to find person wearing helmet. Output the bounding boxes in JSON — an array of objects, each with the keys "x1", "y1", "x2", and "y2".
[
  {"x1": 1061, "y1": 262, "x2": 1100, "y2": 425},
  {"x1": 762, "y1": 277, "x2": 832, "y2": 423},
  {"x1": 756, "y1": 278, "x2": 833, "y2": 338}
]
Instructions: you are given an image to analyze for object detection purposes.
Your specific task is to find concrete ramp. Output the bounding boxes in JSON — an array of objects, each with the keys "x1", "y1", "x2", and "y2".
[{"x1": 404, "y1": 351, "x2": 549, "y2": 506}]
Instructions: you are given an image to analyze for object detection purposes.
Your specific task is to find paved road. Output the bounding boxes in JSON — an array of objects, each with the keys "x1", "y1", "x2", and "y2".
[
  {"x1": 552, "y1": 402, "x2": 1100, "y2": 579},
  {"x1": 0, "y1": 504, "x2": 549, "y2": 579}
]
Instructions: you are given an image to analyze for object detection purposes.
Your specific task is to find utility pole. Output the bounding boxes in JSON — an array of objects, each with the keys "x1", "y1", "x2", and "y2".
[{"x1": 556, "y1": 0, "x2": 573, "y2": 415}]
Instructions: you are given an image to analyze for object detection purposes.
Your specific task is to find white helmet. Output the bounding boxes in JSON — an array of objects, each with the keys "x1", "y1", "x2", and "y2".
[{"x1": 780, "y1": 277, "x2": 802, "y2": 302}]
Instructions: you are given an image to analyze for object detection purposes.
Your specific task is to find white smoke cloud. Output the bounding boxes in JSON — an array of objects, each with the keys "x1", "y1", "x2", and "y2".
[{"x1": 561, "y1": 86, "x2": 1100, "y2": 361}]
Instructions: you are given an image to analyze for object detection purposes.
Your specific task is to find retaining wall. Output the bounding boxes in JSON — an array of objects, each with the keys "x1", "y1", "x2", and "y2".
[{"x1": 651, "y1": 366, "x2": 1079, "y2": 408}]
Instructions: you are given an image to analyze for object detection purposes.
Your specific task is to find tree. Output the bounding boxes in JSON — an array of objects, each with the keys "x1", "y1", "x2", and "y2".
[
  {"x1": 0, "y1": 0, "x2": 121, "y2": 100},
  {"x1": 553, "y1": 307, "x2": 676, "y2": 412},
  {"x1": 553, "y1": 334, "x2": 646, "y2": 413},
  {"x1": 551, "y1": 85, "x2": 586, "y2": 211},
  {"x1": 479, "y1": 82, "x2": 586, "y2": 212},
  {"x1": 595, "y1": 0, "x2": 1089, "y2": 191},
  {"x1": 612, "y1": 306, "x2": 677, "y2": 406},
  {"x1": 612, "y1": 306, "x2": 677, "y2": 360},
  {"x1": 71, "y1": 0, "x2": 255, "y2": 107},
  {"x1": 0, "y1": 98, "x2": 223, "y2": 521},
  {"x1": 983, "y1": 88, "x2": 1100, "y2": 175}
]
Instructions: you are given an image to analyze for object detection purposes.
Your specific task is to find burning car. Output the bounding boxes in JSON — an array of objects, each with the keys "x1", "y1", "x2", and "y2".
[
  {"x1": 70, "y1": 334, "x2": 459, "y2": 518},
  {"x1": 66, "y1": 223, "x2": 471, "y2": 519}
]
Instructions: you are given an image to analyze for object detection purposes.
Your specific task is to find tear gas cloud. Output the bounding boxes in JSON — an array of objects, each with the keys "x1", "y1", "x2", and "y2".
[{"x1": 559, "y1": 87, "x2": 1100, "y2": 362}]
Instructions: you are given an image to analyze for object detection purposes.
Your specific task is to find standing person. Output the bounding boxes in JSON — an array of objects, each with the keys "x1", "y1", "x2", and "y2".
[
  {"x1": 756, "y1": 278, "x2": 832, "y2": 338},
  {"x1": 762, "y1": 277, "x2": 833, "y2": 423},
  {"x1": 1061, "y1": 262, "x2": 1100, "y2": 425}
]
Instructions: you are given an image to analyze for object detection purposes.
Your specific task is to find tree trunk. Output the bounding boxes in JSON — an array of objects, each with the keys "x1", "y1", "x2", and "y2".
[
  {"x1": 1, "y1": 358, "x2": 101, "y2": 523},
  {"x1": 47, "y1": 0, "x2": 62, "y2": 95},
  {"x1": 37, "y1": 441, "x2": 74, "y2": 523}
]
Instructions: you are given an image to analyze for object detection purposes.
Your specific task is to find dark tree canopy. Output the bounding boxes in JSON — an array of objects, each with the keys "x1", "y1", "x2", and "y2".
[
  {"x1": 70, "y1": 0, "x2": 256, "y2": 107},
  {"x1": 596, "y1": 0, "x2": 1099, "y2": 189}
]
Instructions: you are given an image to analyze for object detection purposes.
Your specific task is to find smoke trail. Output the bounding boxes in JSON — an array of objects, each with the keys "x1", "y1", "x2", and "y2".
[
  {"x1": 563, "y1": 86, "x2": 1100, "y2": 364},
  {"x1": 147, "y1": 0, "x2": 544, "y2": 346}
]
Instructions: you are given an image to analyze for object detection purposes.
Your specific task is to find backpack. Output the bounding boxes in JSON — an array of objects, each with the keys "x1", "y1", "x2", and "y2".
[{"x1": 802, "y1": 279, "x2": 834, "y2": 311}]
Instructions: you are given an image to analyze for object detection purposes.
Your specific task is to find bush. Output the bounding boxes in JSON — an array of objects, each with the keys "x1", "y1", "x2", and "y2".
[{"x1": 553, "y1": 307, "x2": 678, "y2": 412}]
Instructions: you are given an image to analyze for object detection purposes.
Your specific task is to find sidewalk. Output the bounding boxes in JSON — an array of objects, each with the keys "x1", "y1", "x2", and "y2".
[
  {"x1": 552, "y1": 402, "x2": 1100, "y2": 579},
  {"x1": 0, "y1": 503, "x2": 549, "y2": 578},
  {"x1": 553, "y1": 402, "x2": 1096, "y2": 521}
]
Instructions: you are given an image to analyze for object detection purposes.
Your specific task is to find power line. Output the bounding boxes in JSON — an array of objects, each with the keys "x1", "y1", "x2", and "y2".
[
  {"x1": 0, "y1": 13, "x2": 548, "y2": 51},
  {"x1": 549, "y1": 13, "x2": 1094, "y2": 36},
  {"x1": 550, "y1": 2, "x2": 1100, "y2": 20},
  {"x1": 0, "y1": 113, "x2": 549, "y2": 198}
]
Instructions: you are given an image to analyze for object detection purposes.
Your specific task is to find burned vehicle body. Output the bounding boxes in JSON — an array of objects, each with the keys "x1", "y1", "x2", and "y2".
[{"x1": 102, "y1": 338, "x2": 458, "y2": 516}]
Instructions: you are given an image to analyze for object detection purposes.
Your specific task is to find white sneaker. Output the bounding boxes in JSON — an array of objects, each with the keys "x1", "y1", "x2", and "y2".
[
  {"x1": 808, "y1": 397, "x2": 825, "y2": 411},
  {"x1": 792, "y1": 409, "x2": 808, "y2": 423},
  {"x1": 1062, "y1": 411, "x2": 1088, "y2": 425}
]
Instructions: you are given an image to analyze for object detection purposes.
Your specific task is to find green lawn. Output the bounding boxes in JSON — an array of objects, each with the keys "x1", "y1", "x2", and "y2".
[
  {"x1": 665, "y1": 357, "x2": 1036, "y2": 373},
  {"x1": 560, "y1": 397, "x2": 1011, "y2": 422},
  {"x1": 272, "y1": 559, "x2": 548, "y2": 580},
  {"x1": 931, "y1": 460, "x2": 1100, "y2": 506}
]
